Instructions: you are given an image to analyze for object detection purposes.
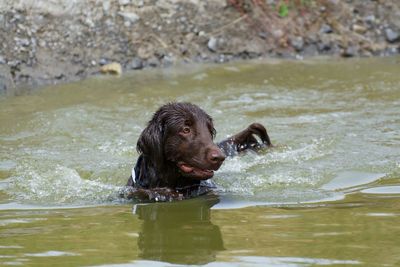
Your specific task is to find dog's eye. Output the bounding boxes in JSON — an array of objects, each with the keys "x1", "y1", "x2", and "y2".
[{"x1": 182, "y1": 126, "x2": 191, "y2": 134}]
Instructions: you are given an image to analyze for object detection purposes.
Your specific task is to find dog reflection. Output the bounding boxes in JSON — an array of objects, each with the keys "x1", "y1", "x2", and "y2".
[{"x1": 133, "y1": 196, "x2": 224, "y2": 265}]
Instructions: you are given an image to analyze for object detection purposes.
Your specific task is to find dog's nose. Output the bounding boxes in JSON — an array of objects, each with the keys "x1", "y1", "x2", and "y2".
[{"x1": 207, "y1": 147, "x2": 226, "y2": 165}]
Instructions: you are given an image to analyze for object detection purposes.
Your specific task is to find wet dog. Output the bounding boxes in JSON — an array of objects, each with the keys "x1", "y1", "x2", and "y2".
[{"x1": 122, "y1": 102, "x2": 272, "y2": 201}]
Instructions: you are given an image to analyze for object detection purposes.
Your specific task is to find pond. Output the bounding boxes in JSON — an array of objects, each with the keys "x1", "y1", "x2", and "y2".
[{"x1": 1, "y1": 57, "x2": 400, "y2": 266}]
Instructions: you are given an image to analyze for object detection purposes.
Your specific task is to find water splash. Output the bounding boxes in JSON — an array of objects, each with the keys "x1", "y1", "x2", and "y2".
[
  {"x1": 215, "y1": 139, "x2": 339, "y2": 203},
  {"x1": 5, "y1": 164, "x2": 120, "y2": 205}
]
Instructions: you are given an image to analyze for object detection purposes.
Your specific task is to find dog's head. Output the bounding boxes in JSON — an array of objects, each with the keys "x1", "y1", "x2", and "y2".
[{"x1": 137, "y1": 102, "x2": 225, "y2": 180}]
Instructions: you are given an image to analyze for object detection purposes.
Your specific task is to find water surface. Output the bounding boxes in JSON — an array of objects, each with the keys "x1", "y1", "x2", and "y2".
[{"x1": 1, "y1": 57, "x2": 400, "y2": 266}]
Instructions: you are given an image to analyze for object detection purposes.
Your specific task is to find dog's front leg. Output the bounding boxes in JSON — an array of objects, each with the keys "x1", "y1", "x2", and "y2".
[
  {"x1": 121, "y1": 186, "x2": 184, "y2": 202},
  {"x1": 218, "y1": 123, "x2": 272, "y2": 156}
]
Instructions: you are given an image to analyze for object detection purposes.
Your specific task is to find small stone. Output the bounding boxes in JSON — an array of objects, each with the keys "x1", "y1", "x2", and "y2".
[
  {"x1": 185, "y1": 33, "x2": 195, "y2": 41},
  {"x1": 99, "y1": 58, "x2": 108, "y2": 65},
  {"x1": 132, "y1": 0, "x2": 144, "y2": 6},
  {"x1": 364, "y1": 15, "x2": 376, "y2": 25},
  {"x1": 7, "y1": 60, "x2": 20, "y2": 68},
  {"x1": 84, "y1": 18, "x2": 95, "y2": 28},
  {"x1": 100, "y1": 62, "x2": 122, "y2": 75},
  {"x1": 207, "y1": 37, "x2": 218, "y2": 52},
  {"x1": 386, "y1": 46, "x2": 399, "y2": 55},
  {"x1": 272, "y1": 29, "x2": 284, "y2": 39},
  {"x1": 118, "y1": 12, "x2": 140, "y2": 24},
  {"x1": 179, "y1": 45, "x2": 188, "y2": 54},
  {"x1": 55, "y1": 73, "x2": 65, "y2": 80},
  {"x1": 119, "y1": 0, "x2": 131, "y2": 5},
  {"x1": 38, "y1": 40, "x2": 46, "y2": 48},
  {"x1": 147, "y1": 57, "x2": 159, "y2": 68},
  {"x1": 302, "y1": 44, "x2": 318, "y2": 56},
  {"x1": 317, "y1": 41, "x2": 331, "y2": 52},
  {"x1": 258, "y1": 31, "x2": 268, "y2": 39},
  {"x1": 15, "y1": 37, "x2": 30, "y2": 47},
  {"x1": 342, "y1": 46, "x2": 357, "y2": 57},
  {"x1": 290, "y1": 36, "x2": 304, "y2": 51},
  {"x1": 217, "y1": 54, "x2": 227, "y2": 63},
  {"x1": 352, "y1": 24, "x2": 367, "y2": 34},
  {"x1": 319, "y1": 24, "x2": 333, "y2": 34},
  {"x1": 0, "y1": 56, "x2": 5, "y2": 64},
  {"x1": 129, "y1": 57, "x2": 143, "y2": 70},
  {"x1": 10, "y1": 12, "x2": 22, "y2": 23},
  {"x1": 103, "y1": 0, "x2": 110, "y2": 14},
  {"x1": 162, "y1": 55, "x2": 174, "y2": 67},
  {"x1": 30, "y1": 37, "x2": 37, "y2": 47},
  {"x1": 307, "y1": 34, "x2": 318, "y2": 43},
  {"x1": 0, "y1": 65, "x2": 12, "y2": 92},
  {"x1": 385, "y1": 28, "x2": 400, "y2": 43}
]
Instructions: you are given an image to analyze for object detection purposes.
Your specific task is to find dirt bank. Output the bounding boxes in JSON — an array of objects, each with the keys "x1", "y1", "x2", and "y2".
[{"x1": 1, "y1": 0, "x2": 400, "y2": 93}]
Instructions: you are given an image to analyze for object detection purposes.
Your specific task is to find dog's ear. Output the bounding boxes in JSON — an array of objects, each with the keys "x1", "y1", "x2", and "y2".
[
  {"x1": 137, "y1": 118, "x2": 164, "y2": 165},
  {"x1": 208, "y1": 115, "x2": 217, "y2": 139}
]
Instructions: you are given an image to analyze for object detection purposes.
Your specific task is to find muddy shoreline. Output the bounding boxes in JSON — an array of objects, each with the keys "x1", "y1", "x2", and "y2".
[{"x1": 1, "y1": 0, "x2": 400, "y2": 94}]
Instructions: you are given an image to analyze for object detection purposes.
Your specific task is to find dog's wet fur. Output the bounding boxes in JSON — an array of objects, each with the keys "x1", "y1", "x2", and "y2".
[{"x1": 122, "y1": 102, "x2": 272, "y2": 201}]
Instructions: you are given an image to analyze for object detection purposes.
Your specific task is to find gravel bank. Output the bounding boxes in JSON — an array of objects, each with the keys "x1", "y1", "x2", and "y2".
[{"x1": 1, "y1": 0, "x2": 400, "y2": 93}]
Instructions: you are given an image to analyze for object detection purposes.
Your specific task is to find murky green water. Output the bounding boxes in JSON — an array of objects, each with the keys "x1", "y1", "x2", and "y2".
[{"x1": 1, "y1": 57, "x2": 400, "y2": 266}]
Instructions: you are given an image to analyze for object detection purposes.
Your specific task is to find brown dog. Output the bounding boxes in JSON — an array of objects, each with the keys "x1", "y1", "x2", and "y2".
[{"x1": 122, "y1": 102, "x2": 272, "y2": 201}]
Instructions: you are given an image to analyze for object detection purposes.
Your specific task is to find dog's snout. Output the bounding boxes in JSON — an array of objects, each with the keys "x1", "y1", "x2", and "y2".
[{"x1": 207, "y1": 147, "x2": 226, "y2": 165}]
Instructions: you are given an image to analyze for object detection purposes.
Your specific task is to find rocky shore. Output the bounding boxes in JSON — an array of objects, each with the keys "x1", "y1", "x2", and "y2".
[{"x1": 1, "y1": 0, "x2": 400, "y2": 93}]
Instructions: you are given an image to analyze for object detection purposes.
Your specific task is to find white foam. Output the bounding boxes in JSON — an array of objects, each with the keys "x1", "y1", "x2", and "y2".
[
  {"x1": 24, "y1": 251, "x2": 79, "y2": 257},
  {"x1": 5, "y1": 164, "x2": 120, "y2": 205}
]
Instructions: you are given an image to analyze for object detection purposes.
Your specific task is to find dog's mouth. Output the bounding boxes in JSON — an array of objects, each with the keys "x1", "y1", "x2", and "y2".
[{"x1": 177, "y1": 162, "x2": 217, "y2": 180}]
